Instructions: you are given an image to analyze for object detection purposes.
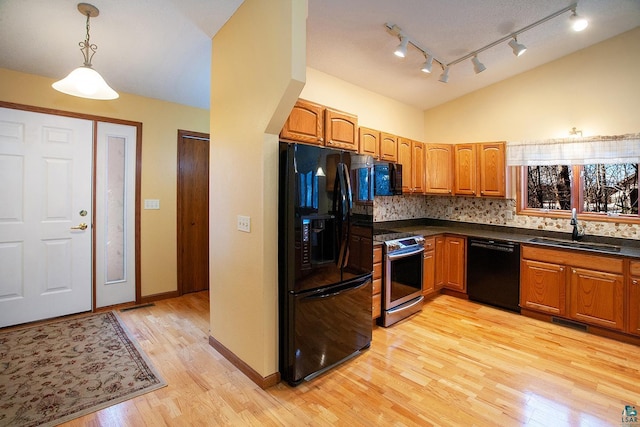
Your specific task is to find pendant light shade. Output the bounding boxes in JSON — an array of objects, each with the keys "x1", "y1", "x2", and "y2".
[
  {"x1": 53, "y1": 65, "x2": 118, "y2": 100},
  {"x1": 52, "y1": 3, "x2": 118, "y2": 100}
]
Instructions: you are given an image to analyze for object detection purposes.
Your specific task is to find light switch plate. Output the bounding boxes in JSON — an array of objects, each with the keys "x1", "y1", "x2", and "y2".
[
  {"x1": 237, "y1": 215, "x2": 251, "y2": 233},
  {"x1": 144, "y1": 199, "x2": 160, "y2": 210}
]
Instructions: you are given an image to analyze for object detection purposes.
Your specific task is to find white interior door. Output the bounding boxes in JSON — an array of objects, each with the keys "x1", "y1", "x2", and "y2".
[
  {"x1": 95, "y1": 122, "x2": 136, "y2": 308},
  {"x1": 0, "y1": 107, "x2": 93, "y2": 327}
]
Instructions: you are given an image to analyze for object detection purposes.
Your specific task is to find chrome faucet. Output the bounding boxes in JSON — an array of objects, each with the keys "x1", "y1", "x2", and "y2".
[{"x1": 570, "y1": 208, "x2": 584, "y2": 241}]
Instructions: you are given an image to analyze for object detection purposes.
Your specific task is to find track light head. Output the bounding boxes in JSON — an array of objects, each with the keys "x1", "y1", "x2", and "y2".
[
  {"x1": 570, "y1": 10, "x2": 588, "y2": 31},
  {"x1": 508, "y1": 38, "x2": 527, "y2": 57},
  {"x1": 421, "y1": 54, "x2": 433, "y2": 73},
  {"x1": 471, "y1": 56, "x2": 486, "y2": 74},
  {"x1": 394, "y1": 36, "x2": 409, "y2": 58},
  {"x1": 438, "y1": 66, "x2": 449, "y2": 83}
]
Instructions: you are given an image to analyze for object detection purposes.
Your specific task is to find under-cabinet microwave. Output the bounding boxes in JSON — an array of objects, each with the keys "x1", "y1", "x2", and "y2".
[{"x1": 374, "y1": 162, "x2": 402, "y2": 196}]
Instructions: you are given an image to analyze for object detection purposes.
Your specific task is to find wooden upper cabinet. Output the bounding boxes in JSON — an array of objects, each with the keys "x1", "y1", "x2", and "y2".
[
  {"x1": 379, "y1": 132, "x2": 398, "y2": 162},
  {"x1": 425, "y1": 144, "x2": 453, "y2": 195},
  {"x1": 325, "y1": 108, "x2": 358, "y2": 151},
  {"x1": 454, "y1": 144, "x2": 477, "y2": 196},
  {"x1": 412, "y1": 140, "x2": 425, "y2": 194},
  {"x1": 359, "y1": 127, "x2": 380, "y2": 159},
  {"x1": 397, "y1": 137, "x2": 412, "y2": 193},
  {"x1": 478, "y1": 142, "x2": 506, "y2": 197},
  {"x1": 280, "y1": 99, "x2": 324, "y2": 146}
]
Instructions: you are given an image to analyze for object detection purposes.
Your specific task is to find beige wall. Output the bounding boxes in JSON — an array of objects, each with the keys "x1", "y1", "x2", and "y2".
[
  {"x1": 423, "y1": 27, "x2": 640, "y2": 142},
  {"x1": 0, "y1": 67, "x2": 210, "y2": 298},
  {"x1": 209, "y1": 0, "x2": 307, "y2": 378},
  {"x1": 301, "y1": 67, "x2": 425, "y2": 141}
]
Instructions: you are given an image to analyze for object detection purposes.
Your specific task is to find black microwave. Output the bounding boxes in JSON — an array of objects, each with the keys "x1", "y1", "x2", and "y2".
[{"x1": 374, "y1": 163, "x2": 402, "y2": 196}]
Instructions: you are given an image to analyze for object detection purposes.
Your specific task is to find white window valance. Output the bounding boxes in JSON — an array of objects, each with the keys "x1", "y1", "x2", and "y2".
[{"x1": 506, "y1": 133, "x2": 640, "y2": 166}]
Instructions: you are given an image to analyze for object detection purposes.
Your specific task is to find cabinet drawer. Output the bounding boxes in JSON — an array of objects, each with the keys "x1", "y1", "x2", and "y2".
[
  {"x1": 373, "y1": 262, "x2": 382, "y2": 280},
  {"x1": 373, "y1": 245, "x2": 382, "y2": 263},
  {"x1": 372, "y1": 293, "x2": 381, "y2": 319},
  {"x1": 372, "y1": 277, "x2": 382, "y2": 296},
  {"x1": 522, "y1": 245, "x2": 623, "y2": 274},
  {"x1": 631, "y1": 260, "x2": 640, "y2": 277}
]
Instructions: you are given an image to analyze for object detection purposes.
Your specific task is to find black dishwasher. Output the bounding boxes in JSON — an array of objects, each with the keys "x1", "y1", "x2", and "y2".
[{"x1": 466, "y1": 238, "x2": 521, "y2": 312}]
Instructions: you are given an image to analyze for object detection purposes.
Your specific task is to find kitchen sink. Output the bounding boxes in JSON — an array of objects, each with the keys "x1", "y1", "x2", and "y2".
[{"x1": 528, "y1": 237, "x2": 621, "y2": 253}]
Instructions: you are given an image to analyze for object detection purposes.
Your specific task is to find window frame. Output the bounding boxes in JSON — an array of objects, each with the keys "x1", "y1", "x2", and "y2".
[{"x1": 516, "y1": 165, "x2": 640, "y2": 224}]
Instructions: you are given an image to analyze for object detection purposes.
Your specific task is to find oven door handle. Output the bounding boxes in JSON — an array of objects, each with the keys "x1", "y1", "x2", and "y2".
[{"x1": 386, "y1": 247, "x2": 424, "y2": 260}]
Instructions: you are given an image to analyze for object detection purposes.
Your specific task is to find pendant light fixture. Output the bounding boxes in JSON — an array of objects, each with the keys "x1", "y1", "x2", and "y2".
[{"x1": 52, "y1": 3, "x2": 119, "y2": 100}]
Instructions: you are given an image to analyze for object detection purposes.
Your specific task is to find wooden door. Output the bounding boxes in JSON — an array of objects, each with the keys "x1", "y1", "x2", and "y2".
[
  {"x1": 478, "y1": 142, "x2": 506, "y2": 197},
  {"x1": 425, "y1": 144, "x2": 453, "y2": 194},
  {"x1": 454, "y1": 144, "x2": 477, "y2": 196},
  {"x1": 0, "y1": 107, "x2": 92, "y2": 327},
  {"x1": 569, "y1": 267, "x2": 624, "y2": 330},
  {"x1": 520, "y1": 259, "x2": 566, "y2": 316},
  {"x1": 397, "y1": 137, "x2": 412, "y2": 193},
  {"x1": 177, "y1": 130, "x2": 210, "y2": 294}
]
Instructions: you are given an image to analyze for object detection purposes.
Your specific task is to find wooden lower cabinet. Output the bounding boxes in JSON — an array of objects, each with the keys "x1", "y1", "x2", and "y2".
[
  {"x1": 434, "y1": 236, "x2": 445, "y2": 289},
  {"x1": 422, "y1": 237, "x2": 436, "y2": 296},
  {"x1": 627, "y1": 260, "x2": 640, "y2": 336},
  {"x1": 372, "y1": 244, "x2": 382, "y2": 319},
  {"x1": 569, "y1": 267, "x2": 624, "y2": 331},
  {"x1": 442, "y1": 236, "x2": 466, "y2": 292},
  {"x1": 520, "y1": 259, "x2": 566, "y2": 316}
]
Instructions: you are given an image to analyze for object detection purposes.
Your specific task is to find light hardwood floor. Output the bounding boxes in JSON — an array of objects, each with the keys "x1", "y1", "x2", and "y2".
[{"x1": 64, "y1": 291, "x2": 640, "y2": 426}]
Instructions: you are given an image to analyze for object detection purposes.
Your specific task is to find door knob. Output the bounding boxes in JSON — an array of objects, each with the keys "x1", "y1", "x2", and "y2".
[{"x1": 70, "y1": 223, "x2": 88, "y2": 230}]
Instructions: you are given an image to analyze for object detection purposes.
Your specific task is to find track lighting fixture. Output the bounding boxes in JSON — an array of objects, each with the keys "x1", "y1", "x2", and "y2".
[
  {"x1": 508, "y1": 37, "x2": 527, "y2": 57},
  {"x1": 438, "y1": 66, "x2": 450, "y2": 83},
  {"x1": 471, "y1": 56, "x2": 486, "y2": 74},
  {"x1": 385, "y1": 2, "x2": 587, "y2": 84},
  {"x1": 570, "y1": 10, "x2": 588, "y2": 31},
  {"x1": 394, "y1": 36, "x2": 409, "y2": 58},
  {"x1": 421, "y1": 54, "x2": 433, "y2": 73}
]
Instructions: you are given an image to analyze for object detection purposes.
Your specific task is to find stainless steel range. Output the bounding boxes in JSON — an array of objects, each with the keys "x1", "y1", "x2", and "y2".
[{"x1": 380, "y1": 235, "x2": 425, "y2": 327}]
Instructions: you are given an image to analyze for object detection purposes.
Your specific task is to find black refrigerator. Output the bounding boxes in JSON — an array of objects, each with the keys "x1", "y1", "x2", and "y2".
[{"x1": 278, "y1": 142, "x2": 374, "y2": 386}]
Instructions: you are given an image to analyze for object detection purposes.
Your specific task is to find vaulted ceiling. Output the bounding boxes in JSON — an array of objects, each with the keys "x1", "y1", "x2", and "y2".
[{"x1": 1, "y1": 0, "x2": 639, "y2": 110}]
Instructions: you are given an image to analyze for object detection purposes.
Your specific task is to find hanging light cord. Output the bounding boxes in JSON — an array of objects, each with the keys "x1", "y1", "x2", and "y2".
[{"x1": 79, "y1": 11, "x2": 98, "y2": 67}]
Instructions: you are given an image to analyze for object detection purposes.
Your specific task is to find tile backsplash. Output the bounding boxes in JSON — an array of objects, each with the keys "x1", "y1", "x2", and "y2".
[{"x1": 374, "y1": 195, "x2": 639, "y2": 240}]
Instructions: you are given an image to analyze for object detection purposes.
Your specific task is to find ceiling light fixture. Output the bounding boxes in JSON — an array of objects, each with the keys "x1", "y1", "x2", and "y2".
[
  {"x1": 421, "y1": 54, "x2": 433, "y2": 73},
  {"x1": 471, "y1": 55, "x2": 486, "y2": 74},
  {"x1": 385, "y1": 2, "x2": 586, "y2": 84},
  {"x1": 508, "y1": 37, "x2": 527, "y2": 56},
  {"x1": 52, "y1": 3, "x2": 118, "y2": 100},
  {"x1": 394, "y1": 36, "x2": 409, "y2": 58}
]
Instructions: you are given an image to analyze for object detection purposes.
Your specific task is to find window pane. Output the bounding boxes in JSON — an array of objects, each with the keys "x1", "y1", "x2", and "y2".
[
  {"x1": 582, "y1": 163, "x2": 638, "y2": 215},
  {"x1": 526, "y1": 165, "x2": 572, "y2": 210}
]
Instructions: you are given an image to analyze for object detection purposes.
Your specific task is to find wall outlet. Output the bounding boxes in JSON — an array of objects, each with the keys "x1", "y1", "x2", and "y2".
[
  {"x1": 237, "y1": 215, "x2": 251, "y2": 233},
  {"x1": 505, "y1": 210, "x2": 513, "y2": 220},
  {"x1": 144, "y1": 199, "x2": 160, "y2": 210}
]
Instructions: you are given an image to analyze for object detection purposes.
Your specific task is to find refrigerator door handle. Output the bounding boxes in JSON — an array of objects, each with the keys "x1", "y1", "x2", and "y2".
[
  {"x1": 300, "y1": 276, "x2": 371, "y2": 301},
  {"x1": 336, "y1": 163, "x2": 351, "y2": 269}
]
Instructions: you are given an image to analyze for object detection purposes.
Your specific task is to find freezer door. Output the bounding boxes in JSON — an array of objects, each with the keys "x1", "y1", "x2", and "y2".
[{"x1": 283, "y1": 274, "x2": 373, "y2": 385}]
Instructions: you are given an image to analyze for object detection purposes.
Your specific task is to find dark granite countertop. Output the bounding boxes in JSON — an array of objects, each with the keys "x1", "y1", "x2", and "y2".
[{"x1": 374, "y1": 219, "x2": 640, "y2": 259}]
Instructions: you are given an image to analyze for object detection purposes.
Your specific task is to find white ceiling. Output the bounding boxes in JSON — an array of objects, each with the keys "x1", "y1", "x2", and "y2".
[{"x1": 1, "y1": 0, "x2": 639, "y2": 110}]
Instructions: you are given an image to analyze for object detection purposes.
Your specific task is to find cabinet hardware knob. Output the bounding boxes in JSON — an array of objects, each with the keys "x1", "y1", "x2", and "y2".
[
  {"x1": 633, "y1": 280, "x2": 639, "y2": 285},
  {"x1": 560, "y1": 267, "x2": 564, "y2": 272},
  {"x1": 572, "y1": 269, "x2": 577, "y2": 274}
]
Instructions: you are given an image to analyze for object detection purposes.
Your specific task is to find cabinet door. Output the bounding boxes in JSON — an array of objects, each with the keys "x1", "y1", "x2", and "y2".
[
  {"x1": 359, "y1": 127, "x2": 380, "y2": 159},
  {"x1": 425, "y1": 144, "x2": 453, "y2": 195},
  {"x1": 280, "y1": 99, "x2": 324, "y2": 145},
  {"x1": 454, "y1": 144, "x2": 477, "y2": 196},
  {"x1": 520, "y1": 259, "x2": 566, "y2": 315},
  {"x1": 631, "y1": 276, "x2": 640, "y2": 335},
  {"x1": 325, "y1": 108, "x2": 358, "y2": 151},
  {"x1": 434, "y1": 236, "x2": 445, "y2": 290},
  {"x1": 379, "y1": 132, "x2": 398, "y2": 162},
  {"x1": 444, "y1": 236, "x2": 466, "y2": 291},
  {"x1": 397, "y1": 137, "x2": 412, "y2": 193},
  {"x1": 412, "y1": 140, "x2": 425, "y2": 193},
  {"x1": 422, "y1": 237, "x2": 436, "y2": 296},
  {"x1": 478, "y1": 142, "x2": 506, "y2": 197},
  {"x1": 372, "y1": 245, "x2": 383, "y2": 319},
  {"x1": 569, "y1": 267, "x2": 624, "y2": 330}
]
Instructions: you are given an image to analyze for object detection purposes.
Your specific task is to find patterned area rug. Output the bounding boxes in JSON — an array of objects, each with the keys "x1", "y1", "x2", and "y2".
[{"x1": 0, "y1": 311, "x2": 166, "y2": 427}]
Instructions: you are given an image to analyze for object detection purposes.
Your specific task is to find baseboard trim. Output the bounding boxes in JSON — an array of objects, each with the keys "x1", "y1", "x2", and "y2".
[
  {"x1": 208, "y1": 335, "x2": 280, "y2": 389},
  {"x1": 140, "y1": 290, "x2": 180, "y2": 304}
]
